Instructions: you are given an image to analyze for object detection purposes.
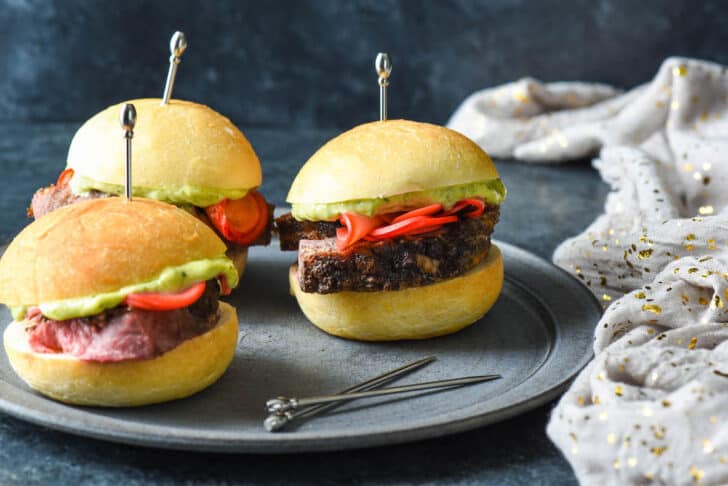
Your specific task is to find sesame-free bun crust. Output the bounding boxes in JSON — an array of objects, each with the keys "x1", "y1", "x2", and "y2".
[
  {"x1": 287, "y1": 119, "x2": 499, "y2": 204},
  {"x1": 290, "y1": 245, "x2": 503, "y2": 341},
  {"x1": 68, "y1": 99, "x2": 262, "y2": 194},
  {"x1": 0, "y1": 198, "x2": 227, "y2": 307},
  {"x1": 3, "y1": 302, "x2": 238, "y2": 407}
]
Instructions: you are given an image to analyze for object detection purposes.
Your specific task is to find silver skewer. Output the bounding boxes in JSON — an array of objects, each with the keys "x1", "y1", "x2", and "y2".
[
  {"x1": 266, "y1": 374, "x2": 501, "y2": 415},
  {"x1": 375, "y1": 52, "x2": 392, "y2": 121},
  {"x1": 161, "y1": 31, "x2": 188, "y2": 105},
  {"x1": 119, "y1": 103, "x2": 137, "y2": 200},
  {"x1": 264, "y1": 356, "x2": 436, "y2": 432}
]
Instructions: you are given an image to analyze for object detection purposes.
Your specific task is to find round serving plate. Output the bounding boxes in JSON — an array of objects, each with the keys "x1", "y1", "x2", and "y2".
[{"x1": 0, "y1": 240, "x2": 599, "y2": 453}]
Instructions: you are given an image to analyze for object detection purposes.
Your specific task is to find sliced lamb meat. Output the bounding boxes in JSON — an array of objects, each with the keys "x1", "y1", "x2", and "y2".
[
  {"x1": 29, "y1": 183, "x2": 109, "y2": 219},
  {"x1": 296, "y1": 210, "x2": 498, "y2": 293},
  {"x1": 26, "y1": 279, "x2": 220, "y2": 363}
]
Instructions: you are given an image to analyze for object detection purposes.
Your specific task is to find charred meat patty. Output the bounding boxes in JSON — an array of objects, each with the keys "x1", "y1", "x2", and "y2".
[
  {"x1": 275, "y1": 213, "x2": 338, "y2": 250},
  {"x1": 277, "y1": 206, "x2": 499, "y2": 293}
]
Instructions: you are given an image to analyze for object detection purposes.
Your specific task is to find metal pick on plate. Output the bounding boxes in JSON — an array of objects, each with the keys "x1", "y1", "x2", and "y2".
[
  {"x1": 264, "y1": 356, "x2": 436, "y2": 432},
  {"x1": 119, "y1": 103, "x2": 137, "y2": 200},
  {"x1": 161, "y1": 31, "x2": 188, "y2": 105},
  {"x1": 266, "y1": 374, "x2": 501, "y2": 415},
  {"x1": 375, "y1": 52, "x2": 392, "y2": 121}
]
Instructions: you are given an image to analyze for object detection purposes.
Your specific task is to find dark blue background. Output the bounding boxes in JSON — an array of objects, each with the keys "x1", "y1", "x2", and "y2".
[{"x1": 2, "y1": 0, "x2": 727, "y2": 128}]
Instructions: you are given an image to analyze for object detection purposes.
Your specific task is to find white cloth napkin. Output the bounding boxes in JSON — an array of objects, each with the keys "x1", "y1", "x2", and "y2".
[{"x1": 448, "y1": 57, "x2": 728, "y2": 485}]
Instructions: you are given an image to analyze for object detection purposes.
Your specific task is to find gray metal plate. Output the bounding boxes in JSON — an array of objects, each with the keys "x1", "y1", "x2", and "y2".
[{"x1": 0, "y1": 240, "x2": 599, "y2": 453}]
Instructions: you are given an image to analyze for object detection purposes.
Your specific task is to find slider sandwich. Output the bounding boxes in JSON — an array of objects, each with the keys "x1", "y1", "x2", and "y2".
[
  {"x1": 276, "y1": 119, "x2": 506, "y2": 341},
  {"x1": 1, "y1": 198, "x2": 240, "y2": 406},
  {"x1": 30, "y1": 99, "x2": 272, "y2": 274}
]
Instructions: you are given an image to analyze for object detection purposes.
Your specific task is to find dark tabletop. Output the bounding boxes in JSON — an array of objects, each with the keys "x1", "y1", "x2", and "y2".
[{"x1": 0, "y1": 122, "x2": 608, "y2": 485}]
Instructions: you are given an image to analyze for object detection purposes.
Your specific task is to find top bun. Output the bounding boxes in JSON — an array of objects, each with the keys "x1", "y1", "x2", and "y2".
[
  {"x1": 68, "y1": 99, "x2": 261, "y2": 201},
  {"x1": 287, "y1": 119, "x2": 499, "y2": 204},
  {"x1": 0, "y1": 198, "x2": 227, "y2": 307}
]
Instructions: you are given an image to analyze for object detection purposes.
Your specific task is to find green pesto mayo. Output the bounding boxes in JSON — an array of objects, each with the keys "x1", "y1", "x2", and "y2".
[
  {"x1": 291, "y1": 179, "x2": 507, "y2": 221},
  {"x1": 70, "y1": 174, "x2": 250, "y2": 207},
  {"x1": 11, "y1": 256, "x2": 239, "y2": 321}
]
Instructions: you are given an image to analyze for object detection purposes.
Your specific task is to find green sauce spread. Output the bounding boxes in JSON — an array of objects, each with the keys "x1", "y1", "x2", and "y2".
[
  {"x1": 71, "y1": 174, "x2": 250, "y2": 207},
  {"x1": 291, "y1": 179, "x2": 507, "y2": 221},
  {"x1": 11, "y1": 256, "x2": 239, "y2": 321}
]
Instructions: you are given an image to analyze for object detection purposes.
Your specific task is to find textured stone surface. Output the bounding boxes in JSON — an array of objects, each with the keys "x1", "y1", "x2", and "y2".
[
  {"x1": 0, "y1": 122, "x2": 607, "y2": 484},
  {"x1": 0, "y1": 406, "x2": 575, "y2": 485},
  {"x1": 2, "y1": 0, "x2": 728, "y2": 128}
]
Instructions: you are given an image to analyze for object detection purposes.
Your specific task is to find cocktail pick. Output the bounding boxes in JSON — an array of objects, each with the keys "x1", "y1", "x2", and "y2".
[
  {"x1": 161, "y1": 31, "x2": 188, "y2": 105},
  {"x1": 266, "y1": 374, "x2": 501, "y2": 415},
  {"x1": 119, "y1": 103, "x2": 137, "y2": 200},
  {"x1": 264, "y1": 356, "x2": 436, "y2": 432},
  {"x1": 375, "y1": 52, "x2": 392, "y2": 121}
]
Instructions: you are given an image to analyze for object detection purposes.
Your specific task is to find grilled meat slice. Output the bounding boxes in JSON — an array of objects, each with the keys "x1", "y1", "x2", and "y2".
[
  {"x1": 26, "y1": 279, "x2": 220, "y2": 363},
  {"x1": 275, "y1": 212, "x2": 338, "y2": 250},
  {"x1": 29, "y1": 183, "x2": 109, "y2": 219},
  {"x1": 276, "y1": 205, "x2": 500, "y2": 252},
  {"x1": 296, "y1": 210, "x2": 498, "y2": 293}
]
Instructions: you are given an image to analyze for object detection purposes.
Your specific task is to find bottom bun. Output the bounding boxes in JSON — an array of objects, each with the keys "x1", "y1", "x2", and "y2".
[
  {"x1": 3, "y1": 302, "x2": 238, "y2": 407},
  {"x1": 290, "y1": 245, "x2": 503, "y2": 341},
  {"x1": 227, "y1": 246, "x2": 248, "y2": 278}
]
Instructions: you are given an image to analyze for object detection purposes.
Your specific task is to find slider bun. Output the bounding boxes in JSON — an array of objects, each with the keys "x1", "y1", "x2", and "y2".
[
  {"x1": 68, "y1": 99, "x2": 262, "y2": 195},
  {"x1": 3, "y1": 302, "x2": 238, "y2": 407},
  {"x1": 0, "y1": 198, "x2": 228, "y2": 308},
  {"x1": 290, "y1": 245, "x2": 503, "y2": 341},
  {"x1": 287, "y1": 119, "x2": 499, "y2": 205}
]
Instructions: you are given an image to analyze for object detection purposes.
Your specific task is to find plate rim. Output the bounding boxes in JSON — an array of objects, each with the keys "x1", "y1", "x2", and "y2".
[{"x1": 0, "y1": 240, "x2": 599, "y2": 453}]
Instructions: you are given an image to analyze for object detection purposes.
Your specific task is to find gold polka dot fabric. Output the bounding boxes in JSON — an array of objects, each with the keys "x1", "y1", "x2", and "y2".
[
  {"x1": 450, "y1": 57, "x2": 728, "y2": 484},
  {"x1": 547, "y1": 255, "x2": 728, "y2": 484}
]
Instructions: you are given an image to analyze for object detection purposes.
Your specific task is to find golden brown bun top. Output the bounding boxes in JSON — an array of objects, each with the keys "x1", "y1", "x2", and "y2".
[
  {"x1": 287, "y1": 119, "x2": 499, "y2": 204},
  {"x1": 0, "y1": 198, "x2": 227, "y2": 306},
  {"x1": 68, "y1": 99, "x2": 262, "y2": 191}
]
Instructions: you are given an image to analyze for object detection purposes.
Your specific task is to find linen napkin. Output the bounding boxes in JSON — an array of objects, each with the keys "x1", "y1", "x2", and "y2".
[{"x1": 449, "y1": 57, "x2": 728, "y2": 484}]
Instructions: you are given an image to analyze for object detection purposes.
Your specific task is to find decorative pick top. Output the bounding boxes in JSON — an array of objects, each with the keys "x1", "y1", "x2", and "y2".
[
  {"x1": 119, "y1": 103, "x2": 137, "y2": 200},
  {"x1": 161, "y1": 31, "x2": 188, "y2": 105},
  {"x1": 375, "y1": 52, "x2": 392, "y2": 121}
]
